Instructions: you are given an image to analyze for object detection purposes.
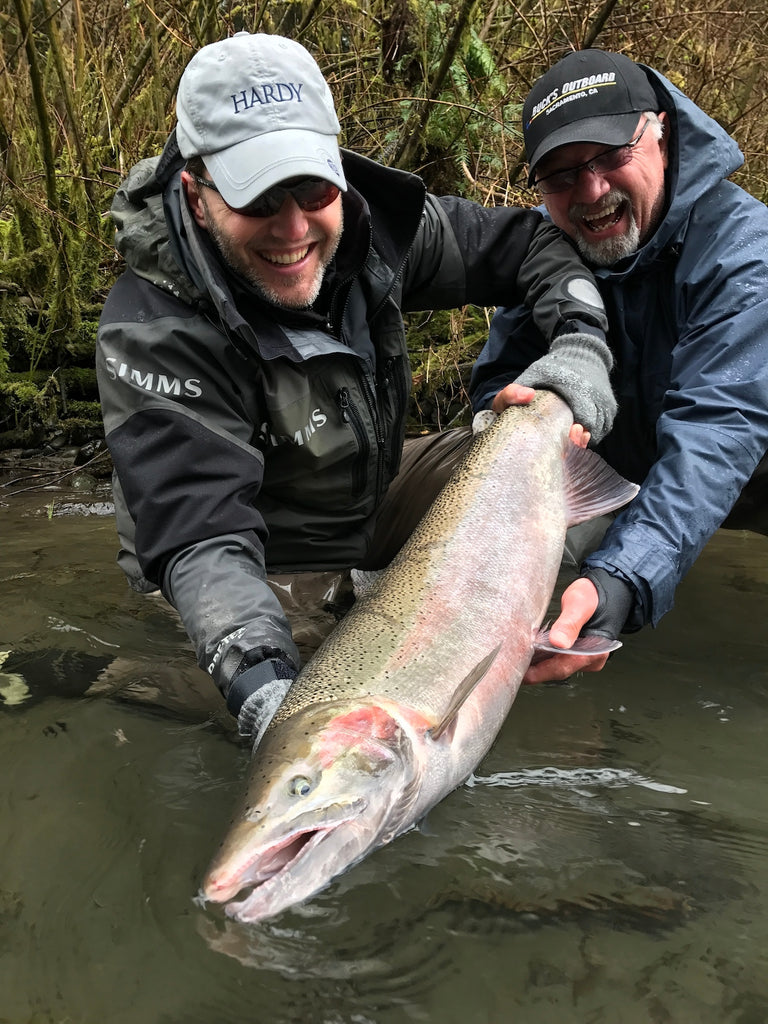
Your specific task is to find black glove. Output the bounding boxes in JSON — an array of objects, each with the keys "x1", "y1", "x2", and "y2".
[
  {"x1": 515, "y1": 331, "x2": 617, "y2": 444},
  {"x1": 226, "y1": 657, "x2": 298, "y2": 751},
  {"x1": 581, "y1": 568, "x2": 635, "y2": 640}
]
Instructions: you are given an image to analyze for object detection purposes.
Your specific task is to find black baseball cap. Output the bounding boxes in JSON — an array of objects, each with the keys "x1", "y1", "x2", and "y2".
[{"x1": 523, "y1": 50, "x2": 659, "y2": 185}]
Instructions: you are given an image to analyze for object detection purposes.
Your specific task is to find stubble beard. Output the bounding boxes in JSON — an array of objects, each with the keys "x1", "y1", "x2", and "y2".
[{"x1": 201, "y1": 195, "x2": 343, "y2": 310}]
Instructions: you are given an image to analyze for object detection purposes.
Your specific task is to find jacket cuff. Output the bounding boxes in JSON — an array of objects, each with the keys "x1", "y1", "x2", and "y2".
[
  {"x1": 226, "y1": 657, "x2": 297, "y2": 716},
  {"x1": 555, "y1": 318, "x2": 606, "y2": 342},
  {"x1": 582, "y1": 568, "x2": 636, "y2": 638}
]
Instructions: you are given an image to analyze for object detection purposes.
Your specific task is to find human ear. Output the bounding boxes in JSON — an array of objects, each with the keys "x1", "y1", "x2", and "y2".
[{"x1": 181, "y1": 171, "x2": 209, "y2": 230}]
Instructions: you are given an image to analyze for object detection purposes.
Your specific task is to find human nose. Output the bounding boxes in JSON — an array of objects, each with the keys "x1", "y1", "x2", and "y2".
[
  {"x1": 570, "y1": 164, "x2": 612, "y2": 203},
  {"x1": 268, "y1": 196, "x2": 310, "y2": 240}
]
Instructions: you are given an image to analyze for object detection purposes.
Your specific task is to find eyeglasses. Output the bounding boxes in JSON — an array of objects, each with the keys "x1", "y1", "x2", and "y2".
[
  {"x1": 533, "y1": 119, "x2": 650, "y2": 195},
  {"x1": 190, "y1": 175, "x2": 341, "y2": 217}
]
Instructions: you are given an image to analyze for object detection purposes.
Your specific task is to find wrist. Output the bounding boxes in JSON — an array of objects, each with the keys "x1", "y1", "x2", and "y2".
[
  {"x1": 555, "y1": 319, "x2": 607, "y2": 343},
  {"x1": 226, "y1": 656, "x2": 296, "y2": 716}
]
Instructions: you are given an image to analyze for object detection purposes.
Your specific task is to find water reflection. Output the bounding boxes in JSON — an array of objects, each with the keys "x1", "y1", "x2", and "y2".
[{"x1": 2, "y1": 475, "x2": 768, "y2": 1023}]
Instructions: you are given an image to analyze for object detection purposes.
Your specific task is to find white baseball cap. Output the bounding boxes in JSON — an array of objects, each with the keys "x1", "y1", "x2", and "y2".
[{"x1": 176, "y1": 32, "x2": 346, "y2": 207}]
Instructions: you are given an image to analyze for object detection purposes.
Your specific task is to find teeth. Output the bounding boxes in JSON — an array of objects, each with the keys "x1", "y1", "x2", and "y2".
[
  {"x1": 263, "y1": 248, "x2": 309, "y2": 265},
  {"x1": 583, "y1": 201, "x2": 622, "y2": 231}
]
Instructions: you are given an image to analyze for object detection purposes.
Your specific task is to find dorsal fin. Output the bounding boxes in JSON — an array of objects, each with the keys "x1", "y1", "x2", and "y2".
[
  {"x1": 430, "y1": 643, "x2": 502, "y2": 742},
  {"x1": 563, "y1": 442, "x2": 639, "y2": 528}
]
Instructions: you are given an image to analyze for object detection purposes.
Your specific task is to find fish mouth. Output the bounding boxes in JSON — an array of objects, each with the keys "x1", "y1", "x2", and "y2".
[{"x1": 201, "y1": 798, "x2": 367, "y2": 923}]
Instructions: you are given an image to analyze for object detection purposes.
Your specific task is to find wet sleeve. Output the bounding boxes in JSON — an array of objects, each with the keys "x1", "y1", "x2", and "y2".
[
  {"x1": 96, "y1": 275, "x2": 299, "y2": 699},
  {"x1": 164, "y1": 534, "x2": 300, "y2": 700},
  {"x1": 583, "y1": 186, "x2": 768, "y2": 627}
]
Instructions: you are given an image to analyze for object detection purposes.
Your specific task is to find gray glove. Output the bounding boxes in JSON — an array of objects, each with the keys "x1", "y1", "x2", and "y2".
[
  {"x1": 515, "y1": 332, "x2": 617, "y2": 444},
  {"x1": 227, "y1": 657, "x2": 298, "y2": 752}
]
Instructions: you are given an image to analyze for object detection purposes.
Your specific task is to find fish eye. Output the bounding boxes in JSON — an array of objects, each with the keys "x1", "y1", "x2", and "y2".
[{"x1": 289, "y1": 775, "x2": 313, "y2": 797}]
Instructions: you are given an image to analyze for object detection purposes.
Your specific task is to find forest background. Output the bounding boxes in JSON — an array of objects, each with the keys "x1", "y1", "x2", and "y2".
[{"x1": 1, "y1": 0, "x2": 767, "y2": 451}]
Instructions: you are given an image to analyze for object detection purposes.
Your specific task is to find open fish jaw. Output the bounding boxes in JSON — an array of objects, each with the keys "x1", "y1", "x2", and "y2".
[
  {"x1": 221, "y1": 807, "x2": 384, "y2": 923},
  {"x1": 221, "y1": 827, "x2": 335, "y2": 922},
  {"x1": 203, "y1": 796, "x2": 368, "y2": 904}
]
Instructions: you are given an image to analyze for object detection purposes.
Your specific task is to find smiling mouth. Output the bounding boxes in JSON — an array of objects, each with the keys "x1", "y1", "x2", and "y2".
[
  {"x1": 261, "y1": 246, "x2": 311, "y2": 266},
  {"x1": 581, "y1": 199, "x2": 627, "y2": 233}
]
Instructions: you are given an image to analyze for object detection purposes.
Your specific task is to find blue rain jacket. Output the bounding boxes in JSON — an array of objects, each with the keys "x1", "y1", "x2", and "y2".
[{"x1": 470, "y1": 68, "x2": 768, "y2": 630}]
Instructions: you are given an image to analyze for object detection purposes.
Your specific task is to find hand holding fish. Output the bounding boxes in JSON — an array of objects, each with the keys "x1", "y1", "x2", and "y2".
[
  {"x1": 523, "y1": 567, "x2": 636, "y2": 684},
  {"x1": 235, "y1": 657, "x2": 298, "y2": 749},
  {"x1": 492, "y1": 383, "x2": 591, "y2": 448},
  {"x1": 522, "y1": 577, "x2": 604, "y2": 683},
  {"x1": 511, "y1": 331, "x2": 617, "y2": 444}
]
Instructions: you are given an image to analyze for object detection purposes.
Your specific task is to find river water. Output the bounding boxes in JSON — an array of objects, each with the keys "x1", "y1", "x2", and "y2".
[{"x1": 2, "y1": 467, "x2": 768, "y2": 1024}]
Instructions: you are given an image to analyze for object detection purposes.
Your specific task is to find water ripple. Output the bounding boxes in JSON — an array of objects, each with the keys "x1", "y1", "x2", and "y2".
[{"x1": 467, "y1": 765, "x2": 688, "y2": 794}]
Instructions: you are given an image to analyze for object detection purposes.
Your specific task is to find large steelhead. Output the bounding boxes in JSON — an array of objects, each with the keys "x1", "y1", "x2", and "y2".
[{"x1": 200, "y1": 392, "x2": 638, "y2": 922}]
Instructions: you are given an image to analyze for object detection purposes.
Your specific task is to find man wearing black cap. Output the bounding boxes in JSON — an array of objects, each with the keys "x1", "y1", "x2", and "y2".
[
  {"x1": 96, "y1": 33, "x2": 616, "y2": 743},
  {"x1": 471, "y1": 49, "x2": 768, "y2": 681}
]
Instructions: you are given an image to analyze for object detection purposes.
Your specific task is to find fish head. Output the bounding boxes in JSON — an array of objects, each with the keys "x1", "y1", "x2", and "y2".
[{"x1": 199, "y1": 699, "x2": 418, "y2": 923}]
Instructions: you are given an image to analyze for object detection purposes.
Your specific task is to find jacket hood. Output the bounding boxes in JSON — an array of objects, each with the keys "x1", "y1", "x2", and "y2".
[{"x1": 599, "y1": 66, "x2": 743, "y2": 275}]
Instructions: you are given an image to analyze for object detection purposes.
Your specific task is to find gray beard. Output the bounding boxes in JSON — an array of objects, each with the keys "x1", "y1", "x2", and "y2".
[
  {"x1": 568, "y1": 190, "x2": 640, "y2": 266},
  {"x1": 574, "y1": 220, "x2": 641, "y2": 266}
]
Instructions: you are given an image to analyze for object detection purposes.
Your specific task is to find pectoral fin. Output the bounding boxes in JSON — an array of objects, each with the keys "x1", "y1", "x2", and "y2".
[{"x1": 430, "y1": 643, "x2": 502, "y2": 742}]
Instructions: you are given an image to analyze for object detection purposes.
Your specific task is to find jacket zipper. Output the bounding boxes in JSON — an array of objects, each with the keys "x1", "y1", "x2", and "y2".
[
  {"x1": 377, "y1": 356, "x2": 408, "y2": 477},
  {"x1": 360, "y1": 371, "x2": 387, "y2": 500},
  {"x1": 337, "y1": 387, "x2": 370, "y2": 496}
]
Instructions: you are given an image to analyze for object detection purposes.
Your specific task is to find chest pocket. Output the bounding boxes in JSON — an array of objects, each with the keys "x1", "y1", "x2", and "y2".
[{"x1": 256, "y1": 345, "x2": 379, "y2": 514}]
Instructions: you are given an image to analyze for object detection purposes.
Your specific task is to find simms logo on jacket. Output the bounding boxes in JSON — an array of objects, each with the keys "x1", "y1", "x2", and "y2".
[
  {"x1": 258, "y1": 408, "x2": 328, "y2": 448},
  {"x1": 105, "y1": 357, "x2": 202, "y2": 398},
  {"x1": 231, "y1": 83, "x2": 303, "y2": 113}
]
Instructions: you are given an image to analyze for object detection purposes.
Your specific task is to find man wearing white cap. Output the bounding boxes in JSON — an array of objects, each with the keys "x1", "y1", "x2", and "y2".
[
  {"x1": 472, "y1": 49, "x2": 768, "y2": 682},
  {"x1": 97, "y1": 33, "x2": 615, "y2": 742}
]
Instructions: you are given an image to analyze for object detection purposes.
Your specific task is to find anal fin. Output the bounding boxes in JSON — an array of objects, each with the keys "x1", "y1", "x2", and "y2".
[
  {"x1": 564, "y1": 443, "x2": 639, "y2": 527},
  {"x1": 532, "y1": 628, "x2": 622, "y2": 663}
]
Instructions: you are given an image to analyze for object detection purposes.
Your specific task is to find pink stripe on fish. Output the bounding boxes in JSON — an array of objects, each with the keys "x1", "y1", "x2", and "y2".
[{"x1": 317, "y1": 704, "x2": 434, "y2": 767}]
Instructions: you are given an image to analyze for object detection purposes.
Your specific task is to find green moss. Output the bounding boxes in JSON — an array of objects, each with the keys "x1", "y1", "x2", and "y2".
[
  {"x1": 0, "y1": 372, "x2": 102, "y2": 447},
  {"x1": 64, "y1": 320, "x2": 99, "y2": 363},
  {"x1": 62, "y1": 399, "x2": 102, "y2": 420},
  {"x1": 57, "y1": 415, "x2": 105, "y2": 446},
  {"x1": 60, "y1": 367, "x2": 99, "y2": 398},
  {"x1": 0, "y1": 378, "x2": 55, "y2": 432}
]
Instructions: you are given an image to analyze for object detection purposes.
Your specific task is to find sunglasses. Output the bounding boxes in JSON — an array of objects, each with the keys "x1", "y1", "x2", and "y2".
[
  {"x1": 533, "y1": 119, "x2": 650, "y2": 195},
  {"x1": 190, "y1": 175, "x2": 341, "y2": 217}
]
